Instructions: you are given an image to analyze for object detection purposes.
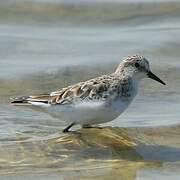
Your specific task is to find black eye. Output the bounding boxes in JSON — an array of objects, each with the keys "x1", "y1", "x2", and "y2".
[{"x1": 135, "y1": 62, "x2": 140, "y2": 68}]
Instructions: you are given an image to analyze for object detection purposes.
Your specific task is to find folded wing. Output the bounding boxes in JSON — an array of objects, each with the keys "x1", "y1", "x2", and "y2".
[{"x1": 11, "y1": 74, "x2": 120, "y2": 106}]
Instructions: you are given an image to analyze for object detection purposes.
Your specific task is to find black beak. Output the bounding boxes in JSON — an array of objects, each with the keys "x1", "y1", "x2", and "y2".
[{"x1": 147, "y1": 71, "x2": 166, "y2": 85}]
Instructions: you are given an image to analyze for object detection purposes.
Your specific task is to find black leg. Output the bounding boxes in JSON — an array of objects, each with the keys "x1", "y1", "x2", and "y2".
[{"x1": 63, "y1": 123, "x2": 75, "y2": 133}]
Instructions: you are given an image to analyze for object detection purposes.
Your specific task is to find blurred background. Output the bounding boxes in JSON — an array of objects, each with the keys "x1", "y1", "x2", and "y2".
[{"x1": 0, "y1": 0, "x2": 180, "y2": 179}]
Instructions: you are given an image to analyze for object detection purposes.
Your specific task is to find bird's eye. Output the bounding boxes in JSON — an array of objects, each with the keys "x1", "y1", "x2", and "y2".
[{"x1": 135, "y1": 62, "x2": 140, "y2": 68}]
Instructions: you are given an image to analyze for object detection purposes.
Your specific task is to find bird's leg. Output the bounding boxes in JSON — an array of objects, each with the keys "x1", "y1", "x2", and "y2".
[{"x1": 63, "y1": 123, "x2": 75, "y2": 133}]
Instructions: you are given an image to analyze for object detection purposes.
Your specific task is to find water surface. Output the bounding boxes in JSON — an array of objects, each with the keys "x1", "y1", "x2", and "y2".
[{"x1": 0, "y1": 0, "x2": 180, "y2": 179}]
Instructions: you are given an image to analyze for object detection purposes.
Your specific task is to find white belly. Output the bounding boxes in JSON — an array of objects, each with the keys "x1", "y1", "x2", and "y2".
[{"x1": 42, "y1": 98, "x2": 133, "y2": 126}]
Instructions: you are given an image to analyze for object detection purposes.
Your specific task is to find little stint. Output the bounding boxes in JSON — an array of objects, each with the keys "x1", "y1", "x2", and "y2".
[{"x1": 11, "y1": 55, "x2": 166, "y2": 132}]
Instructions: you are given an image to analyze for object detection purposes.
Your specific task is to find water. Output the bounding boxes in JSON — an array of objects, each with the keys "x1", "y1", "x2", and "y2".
[{"x1": 0, "y1": 0, "x2": 180, "y2": 179}]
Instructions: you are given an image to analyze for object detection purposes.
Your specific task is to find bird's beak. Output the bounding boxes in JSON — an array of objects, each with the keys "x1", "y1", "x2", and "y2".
[{"x1": 147, "y1": 71, "x2": 166, "y2": 85}]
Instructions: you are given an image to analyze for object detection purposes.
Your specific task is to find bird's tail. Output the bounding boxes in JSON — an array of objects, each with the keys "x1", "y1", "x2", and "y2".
[
  {"x1": 10, "y1": 96, "x2": 31, "y2": 105},
  {"x1": 10, "y1": 94, "x2": 50, "y2": 106}
]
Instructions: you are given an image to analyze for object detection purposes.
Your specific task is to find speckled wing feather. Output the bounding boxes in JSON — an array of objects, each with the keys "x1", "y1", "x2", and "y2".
[
  {"x1": 50, "y1": 74, "x2": 118, "y2": 105},
  {"x1": 11, "y1": 74, "x2": 131, "y2": 105},
  {"x1": 49, "y1": 74, "x2": 132, "y2": 105}
]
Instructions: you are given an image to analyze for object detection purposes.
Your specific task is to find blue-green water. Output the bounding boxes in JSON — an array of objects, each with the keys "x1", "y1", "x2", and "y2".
[{"x1": 0, "y1": 0, "x2": 180, "y2": 179}]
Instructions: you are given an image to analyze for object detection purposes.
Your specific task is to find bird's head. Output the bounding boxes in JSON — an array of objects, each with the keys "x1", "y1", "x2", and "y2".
[{"x1": 115, "y1": 54, "x2": 166, "y2": 85}]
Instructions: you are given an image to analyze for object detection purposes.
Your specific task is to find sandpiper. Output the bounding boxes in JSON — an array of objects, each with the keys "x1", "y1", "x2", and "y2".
[{"x1": 11, "y1": 55, "x2": 166, "y2": 132}]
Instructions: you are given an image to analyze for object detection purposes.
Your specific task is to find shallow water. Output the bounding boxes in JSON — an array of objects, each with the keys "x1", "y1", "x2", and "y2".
[{"x1": 0, "y1": 0, "x2": 180, "y2": 179}]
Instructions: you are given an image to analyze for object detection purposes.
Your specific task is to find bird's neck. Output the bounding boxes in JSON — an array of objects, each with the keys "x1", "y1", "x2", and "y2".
[{"x1": 114, "y1": 70, "x2": 139, "y2": 99}]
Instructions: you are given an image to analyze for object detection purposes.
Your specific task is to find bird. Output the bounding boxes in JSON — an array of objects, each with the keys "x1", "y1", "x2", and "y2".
[{"x1": 11, "y1": 55, "x2": 166, "y2": 133}]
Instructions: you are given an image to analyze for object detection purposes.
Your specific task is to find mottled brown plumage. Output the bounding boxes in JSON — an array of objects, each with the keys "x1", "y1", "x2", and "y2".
[{"x1": 11, "y1": 74, "x2": 133, "y2": 105}]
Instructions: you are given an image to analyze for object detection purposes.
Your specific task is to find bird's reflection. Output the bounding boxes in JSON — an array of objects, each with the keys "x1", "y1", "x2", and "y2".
[
  {"x1": 54, "y1": 127, "x2": 143, "y2": 162},
  {"x1": 1, "y1": 126, "x2": 180, "y2": 179}
]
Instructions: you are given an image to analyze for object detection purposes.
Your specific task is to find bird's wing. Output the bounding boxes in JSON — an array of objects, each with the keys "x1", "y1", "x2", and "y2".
[
  {"x1": 50, "y1": 75, "x2": 115, "y2": 104},
  {"x1": 11, "y1": 75, "x2": 121, "y2": 106}
]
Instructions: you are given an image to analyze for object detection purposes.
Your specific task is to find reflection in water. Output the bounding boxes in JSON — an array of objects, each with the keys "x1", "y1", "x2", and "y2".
[
  {"x1": 0, "y1": 123, "x2": 179, "y2": 179},
  {"x1": 0, "y1": 126, "x2": 175, "y2": 179}
]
